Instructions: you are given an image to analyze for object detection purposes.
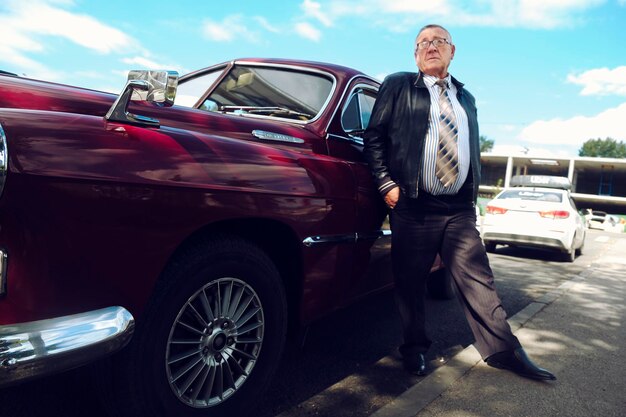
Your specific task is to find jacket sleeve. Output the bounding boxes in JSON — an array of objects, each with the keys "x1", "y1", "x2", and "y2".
[{"x1": 363, "y1": 76, "x2": 398, "y2": 197}]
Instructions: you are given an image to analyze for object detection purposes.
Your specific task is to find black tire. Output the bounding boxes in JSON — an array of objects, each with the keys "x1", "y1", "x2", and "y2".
[
  {"x1": 563, "y1": 241, "x2": 576, "y2": 262},
  {"x1": 426, "y1": 267, "x2": 455, "y2": 300},
  {"x1": 575, "y1": 233, "x2": 585, "y2": 256},
  {"x1": 484, "y1": 242, "x2": 497, "y2": 253},
  {"x1": 97, "y1": 235, "x2": 287, "y2": 417}
]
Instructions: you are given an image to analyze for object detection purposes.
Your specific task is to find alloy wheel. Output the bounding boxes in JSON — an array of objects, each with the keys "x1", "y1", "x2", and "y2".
[{"x1": 165, "y1": 277, "x2": 264, "y2": 407}]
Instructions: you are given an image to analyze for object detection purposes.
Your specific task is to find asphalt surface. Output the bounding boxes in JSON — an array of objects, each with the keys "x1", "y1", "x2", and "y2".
[
  {"x1": 259, "y1": 229, "x2": 621, "y2": 417},
  {"x1": 374, "y1": 232, "x2": 626, "y2": 417}
]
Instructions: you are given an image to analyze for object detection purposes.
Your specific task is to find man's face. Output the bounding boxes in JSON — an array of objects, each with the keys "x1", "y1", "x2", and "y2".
[{"x1": 414, "y1": 27, "x2": 455, "y2": 78}]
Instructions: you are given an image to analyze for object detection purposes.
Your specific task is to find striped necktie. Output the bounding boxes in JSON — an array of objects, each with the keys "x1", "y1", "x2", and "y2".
[{"x1": 435, "y1": 79, "x2": 459, "y2": 188}]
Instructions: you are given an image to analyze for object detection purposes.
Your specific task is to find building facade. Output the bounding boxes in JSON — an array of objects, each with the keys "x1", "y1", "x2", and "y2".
[{"x1": 480, "y1": 154, "x2": 626, "y2": 214}]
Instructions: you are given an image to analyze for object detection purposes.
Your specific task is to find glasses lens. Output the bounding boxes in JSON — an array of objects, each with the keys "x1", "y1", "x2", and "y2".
[{"x1": 417, "y1": 39, "x2": 448, "y2": 50}]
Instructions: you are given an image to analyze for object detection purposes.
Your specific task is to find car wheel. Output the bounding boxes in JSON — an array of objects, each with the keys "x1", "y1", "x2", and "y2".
[
  {"x1": 575, "y1": 234, "x2": 585, "y2": 256},
  {"x1": 484, "y1": 242, "x2": 497, "y2": 253},
  {"x1": 426, "y1": 267, "x2": 455, "y2": 300},
  {"x1": 97, "y1": 235, "x2": 287, "y2": 417},
  {"x1": 563, "y1": 242, "x2": 576, "y2": 263}
]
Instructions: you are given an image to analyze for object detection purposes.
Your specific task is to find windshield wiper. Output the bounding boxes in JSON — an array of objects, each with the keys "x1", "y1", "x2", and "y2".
[{"x1": 219, "y1": 106, "x2": 312, "y2": 119}]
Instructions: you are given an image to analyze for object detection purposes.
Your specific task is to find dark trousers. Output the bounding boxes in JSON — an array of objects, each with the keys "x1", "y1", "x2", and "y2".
[{"x1": 390, "y1": 192, "x2": 521, "y2": 360}]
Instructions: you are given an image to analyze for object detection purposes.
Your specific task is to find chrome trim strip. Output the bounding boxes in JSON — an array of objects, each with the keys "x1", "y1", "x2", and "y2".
[
  {"x1": 356, "y1": 229, "x2": 392, "y2": 241},
  {"x1": 0, "y1": 306, "x2": 135, "y2": 387},
  {"x1": 105, "y1": 79, "x2": 160, "y2": 127},
  {"x1": 327, "y1": 133, "x2": 363, "y2": 146},
  {"x1": 339, "y1": 83, "x2": 379, "y2": 136},
  {"x1": 178, "y1": 62, "x2": 231, "y2": 84},
  {"x1": 0, "y1": 250, "x2": 6, "y2": 297},
  {"x1": 323, "y1": 74, "x2": 380, "y2": 139},
  {"x1": 180, "y1": 62, "x2": 231, "y2": 109},
  {"x1": 0, "y1": 122, "x2": 8, "y2": 199},
  {"x1": 302, "y1": 229, "x2": 391, "y2": 247},
  {"x1": 302, "y1": 233, "x2": 356, "y2": 247},
  {"x1": 252, "y1": 130, "x2": 304, "y2": 144}
]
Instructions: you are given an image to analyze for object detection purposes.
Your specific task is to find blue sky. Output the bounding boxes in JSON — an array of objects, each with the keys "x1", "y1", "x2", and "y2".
[{"x1": 1, "y1": 0, "x2": 625, "y2": 157}]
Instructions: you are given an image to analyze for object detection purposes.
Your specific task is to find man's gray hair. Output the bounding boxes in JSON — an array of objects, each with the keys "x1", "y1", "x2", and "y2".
[{"x1": 414, "y1": 24, "x2": 452, "y2": 52}]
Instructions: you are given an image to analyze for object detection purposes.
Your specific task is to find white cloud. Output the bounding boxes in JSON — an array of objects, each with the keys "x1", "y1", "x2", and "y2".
[
  {"x1": 302, "y1": 0, "x2": 333, "y2": 27},
  {"x1": 122, "y1": 56, "x2": 176, "y2": 71},
  {"x1": 374, "y1": 72, "x2": 389, "y2": 81},
  {"x1": 567, "y1": 66, "x2": 626, "y2": 96},
  {"x1": 295, "y1": 22, "x2": 322, "y2": 41},
  {"x1": 314, "y1": 0, "x2": 606, "y2": 31},
  {"x1": 492, "y1": 143, "x2": 575, "y2": 158},
  {"x1": 120, "y1": 56, "x2": 188, "y2": 80},
  {"x1": 378, "y1": 0, "x2": 450, "y2": 14},
  {"x1": 0, "y1": 0, "x2": 139, "y2": 80},
  {"x1": 500, "y1": 124, "x2": 518, "y2": 132},
  {"x1": 519, "y1": 102, "x2": 626, "y2": 145},
  {"x1": 446, "y1": 0, "x2": 605, "y2": 29},
  {"x1": 202, "y1": 15, "x2": 262, "y2": 43},
  {"x1": 6, "y1": 1, "x2": 136, "y2": 54},
  {"x1": 497, "y1": 0, "x2": 603, "y2": 29},
  {"x1": 254, "y1": 16, "x2": 281, "y2": 33},
  {"x1": 492, "y1": 144, "x2": 532, "y2": 155}
]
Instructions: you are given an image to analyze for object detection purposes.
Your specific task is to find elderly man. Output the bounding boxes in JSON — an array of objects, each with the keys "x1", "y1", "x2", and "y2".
[{"x1": 363, "y1": 24, "x2": 555, "y2": 380}]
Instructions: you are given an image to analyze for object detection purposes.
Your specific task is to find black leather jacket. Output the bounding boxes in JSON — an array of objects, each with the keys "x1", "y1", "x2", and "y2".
[{"x1": 363, "y1": 71, "x2": 481, "y2": 201}]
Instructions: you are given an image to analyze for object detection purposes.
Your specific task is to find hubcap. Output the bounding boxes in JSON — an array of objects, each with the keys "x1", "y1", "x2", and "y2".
[{"x1": 165, "y1": 278, "x2": 264, "y2": 408}]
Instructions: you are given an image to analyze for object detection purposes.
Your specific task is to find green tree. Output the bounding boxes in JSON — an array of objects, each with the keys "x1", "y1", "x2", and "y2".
[
  {"x1": 479, "y1": 135, "x2": 494, "y2": 153},
  {"x1": 578, "y1": 137, "x2": 626, "y2": 158}
]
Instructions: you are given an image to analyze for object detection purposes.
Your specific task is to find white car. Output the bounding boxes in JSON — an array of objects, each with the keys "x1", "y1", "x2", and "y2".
[
  {"x1": 585, "y1": 210, "x2": 608, "y2": 229},
  {"x1": 481, "y1": 175, "x2": 586, "y2": 262},
  {"x1": 585, "y1": 210, "x2": 621, "y2": 231}
]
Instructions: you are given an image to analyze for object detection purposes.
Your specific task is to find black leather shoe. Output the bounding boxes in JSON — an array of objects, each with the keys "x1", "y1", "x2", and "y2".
[
  {"x1": 487, "y1": 347, "x2": 556, "y2": 380},
  {"x1": 403, "y1": 353, "x2": 426, "y2": 376}
]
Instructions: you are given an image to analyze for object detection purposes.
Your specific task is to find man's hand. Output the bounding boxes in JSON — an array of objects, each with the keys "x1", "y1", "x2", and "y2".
[{"x1": 385, "y1": 186, "x2": 400, "y2": 209}]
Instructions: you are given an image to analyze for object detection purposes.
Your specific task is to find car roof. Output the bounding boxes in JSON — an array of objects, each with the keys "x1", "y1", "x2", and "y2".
[
  {"x1": 180, "y1": 58, "x2": 372, "y2": 84},
  {"x1": 500, "y1": 187, "x2": 567, "y2": 194}
]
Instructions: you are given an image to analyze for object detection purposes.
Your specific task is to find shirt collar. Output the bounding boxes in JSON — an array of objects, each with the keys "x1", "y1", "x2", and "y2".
[{"x1": 422, "y1": 73, "x2": 451, "y2": 89}]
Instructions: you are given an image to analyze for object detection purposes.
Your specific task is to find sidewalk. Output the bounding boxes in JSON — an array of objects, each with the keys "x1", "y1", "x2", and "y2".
[{"x1": 371, "y1": 237, "x2": 626, "y2": 417}]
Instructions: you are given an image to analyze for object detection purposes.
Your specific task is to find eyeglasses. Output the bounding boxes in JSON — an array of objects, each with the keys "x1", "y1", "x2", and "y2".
[{"x1": 416, "y1": 38, "x2": 451, "y2": 51}]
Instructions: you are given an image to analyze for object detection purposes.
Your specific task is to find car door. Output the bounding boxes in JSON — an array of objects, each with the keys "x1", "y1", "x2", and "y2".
[{"x1": 326, "y1": 80, "x2": 394, "y2": 303}]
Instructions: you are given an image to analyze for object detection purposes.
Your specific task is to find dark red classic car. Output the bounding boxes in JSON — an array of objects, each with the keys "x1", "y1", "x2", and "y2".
[{"x1": 0, "y1": 59, "x2": 450, "y2": 417}]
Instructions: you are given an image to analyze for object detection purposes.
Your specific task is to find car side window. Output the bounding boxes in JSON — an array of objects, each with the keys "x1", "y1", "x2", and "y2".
[{"x1": 341, "y1": 87, "x2": 377, "y2": 137}]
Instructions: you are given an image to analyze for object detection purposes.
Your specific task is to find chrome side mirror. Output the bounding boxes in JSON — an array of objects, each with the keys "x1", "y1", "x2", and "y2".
[
  {"x1": 127, "y1": 70, "x2": 178, "y2": 107},
  {"x1": 105, "y1": 70, "x2": 179, "y2": 127}
]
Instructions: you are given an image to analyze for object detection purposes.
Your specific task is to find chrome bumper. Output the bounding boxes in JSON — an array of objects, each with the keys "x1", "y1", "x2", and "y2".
[
  {"x1": 482, "y1": 232, "x2": 568, "y2": 251},
  {"x1": 0, "y1": 306, "x2": 134, "y2": 387}
]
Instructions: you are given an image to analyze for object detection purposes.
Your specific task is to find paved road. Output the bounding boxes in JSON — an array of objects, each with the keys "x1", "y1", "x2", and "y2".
[
  {"x1": 0, "y1": 229, "x2": 617, "y2": 417},
  {"x1": 257, "y1": 229, "x2": 615, "y2": 417}
]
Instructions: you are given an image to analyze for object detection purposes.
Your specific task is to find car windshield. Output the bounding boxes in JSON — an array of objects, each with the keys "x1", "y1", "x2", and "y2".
[
  {"x1": 198, "y1": 65, "x2": 334, "y2": 121},
  {"x1": 499, "y1": 190, "x2": 563, "y2": 203}
]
